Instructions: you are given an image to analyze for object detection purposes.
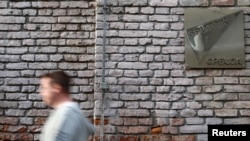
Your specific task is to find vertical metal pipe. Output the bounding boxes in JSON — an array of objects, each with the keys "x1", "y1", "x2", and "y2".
[{"x1": 100, "y1": 0, "x2": 108, "y2": 141}]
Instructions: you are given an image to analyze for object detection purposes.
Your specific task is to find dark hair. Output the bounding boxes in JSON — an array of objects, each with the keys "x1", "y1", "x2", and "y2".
[{"x1": 40, "y1": 70, "x2": 71, "y2": 93}]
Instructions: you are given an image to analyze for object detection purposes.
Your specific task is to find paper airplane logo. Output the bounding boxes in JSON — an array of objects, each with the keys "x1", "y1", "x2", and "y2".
[{"x1": 186, "y1": 10, "x2": 242, "y2": 63}]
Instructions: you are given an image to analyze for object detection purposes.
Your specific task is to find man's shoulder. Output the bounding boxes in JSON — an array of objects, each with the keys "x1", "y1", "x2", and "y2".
[{"x1": 57, "y1": 102, "x2": 81, "y2": 115}]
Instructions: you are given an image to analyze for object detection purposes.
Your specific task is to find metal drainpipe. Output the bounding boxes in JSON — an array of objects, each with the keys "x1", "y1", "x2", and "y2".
[{"x1": 100, "y1": 0, "x2": 108, "y2": 141}]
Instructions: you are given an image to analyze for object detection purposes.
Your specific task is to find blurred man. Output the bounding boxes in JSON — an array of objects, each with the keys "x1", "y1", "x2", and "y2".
[{"x1": 39, "y1": 70, "x2": 95, "y2": 141}]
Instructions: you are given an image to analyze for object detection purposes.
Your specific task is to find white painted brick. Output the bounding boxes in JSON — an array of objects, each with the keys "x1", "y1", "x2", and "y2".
[
  {"x1": 149, "y1": 0, "x2": 178, "y2": 6},
  {"x1": 10, "y1": 2, "x2": 31, "y2": 8}
]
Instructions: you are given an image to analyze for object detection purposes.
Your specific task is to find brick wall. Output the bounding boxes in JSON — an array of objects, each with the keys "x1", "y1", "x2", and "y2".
[
  {"x1": 1, "y1": 0, "x2": 250, "y2": 141},
  {"x1": 95, "y1": 0, "x2": 250, "y2": 141},
  {"x1": 0, "y1": 0, "x2": 96, "y2": 140}
]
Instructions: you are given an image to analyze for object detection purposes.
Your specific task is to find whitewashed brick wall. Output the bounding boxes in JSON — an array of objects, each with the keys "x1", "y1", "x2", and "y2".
[
  {"x1": 94, "y1": 0, "x2": 250, "y2": 141},
  {"x1": 2, "y1": 0, "x2": 250, "y2": 141},
  {"x1": 0, "y1": 0, "x2": 96, "y2": 140}
]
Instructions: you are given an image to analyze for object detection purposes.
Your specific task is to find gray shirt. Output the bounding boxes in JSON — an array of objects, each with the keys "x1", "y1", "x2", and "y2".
[{"x1": 40, "y1": 102, "x2": 95, "y2": 141}]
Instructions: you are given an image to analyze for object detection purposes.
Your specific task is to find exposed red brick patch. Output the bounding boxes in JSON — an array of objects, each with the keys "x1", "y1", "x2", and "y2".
[
  {"x1": 172, "y1": 135, "x2": 196, "y2": 141},
  {"x1": 0, "y1": 133, "x2": 11, "y2": 140},
  {"x1": 16, "y1": 133, "x2": 33, "y2": 141},
  {"x1": 151, "y1": 126, "x2": 162, "y2": 134},
  {"x1": 120, "y1": 135, "x2": 139, "y2": 141},
  {"x1": 0, "y1": 117, "x2": 18, "y2": 125},
  {"x1": 28, "y1": 126, "x2": 41, "y2": 133},
  {"x1": 94, "y1": 135, "x2": 139, "y2": 141},
  {"x1": 35, "y1": 117, "x2": 46, "y2": 125},
  {"x1": 93, "y1": 118, "x2": 109, "y2": 125},
  {"x1": 141, "y1": 135, "x2": 171, "y2": 141},
  {"x1": 17, "y1": 127, "x2": 27, "y2": 133},
  {"x1": 2, "y1": 125, "x2": 9, "y2": 132},
  {"x1": 0, "y1": 133, "x2": 33, "y2": 141}
]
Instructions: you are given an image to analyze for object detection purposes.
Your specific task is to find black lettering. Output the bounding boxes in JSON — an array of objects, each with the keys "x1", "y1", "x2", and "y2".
[
  {"x1": 187, "y1": 17, "x2": 230, "y2": 37},
  {"x1": 207, "y1": 58, "x2": 213, "y2": 65},
  {"x1": 206, "y1": 58, "x2": 242, "y2": 65}
]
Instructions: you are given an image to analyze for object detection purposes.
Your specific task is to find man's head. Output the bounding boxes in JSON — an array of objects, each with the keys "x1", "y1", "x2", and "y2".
[{"x1": 39, "y1": 71, "x2": 71, "y2": 107}]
